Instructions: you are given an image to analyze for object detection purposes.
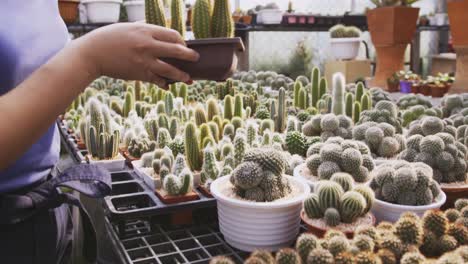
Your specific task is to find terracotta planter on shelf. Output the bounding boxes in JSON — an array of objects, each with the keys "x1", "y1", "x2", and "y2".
[
  {"x1": 411, "y1": 83, "x2": 421, "y2": 94},
  {"x1": 367, "y1": 7, "x2": 419, "y2": 89},
  {"x1": 59, "y1": 0, "x2": 80, "y2": 23},
  {"x1": 448, "y1": 0, "x2": 468, "y2": 93},
  {"x1": 242, "y1": 15, "x2": 252, "y2": 24},
  {"x1": 419, "y1": 84, "x2": 431, "y2": 96},
  {"x1": 430, "y1": 85, "x2": 447, "y2": 97},
  {"x1": 387, "y1": 81, "x2": 400, "y2": 92}
]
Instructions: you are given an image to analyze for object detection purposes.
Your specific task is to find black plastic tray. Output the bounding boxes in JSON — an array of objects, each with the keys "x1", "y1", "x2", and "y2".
[
  {"x1": 105, "y1": 170, "x2": 216, "y2": 229},
  {"x1": 57, "y1": 120, "x2": 86, "y2": 164}
]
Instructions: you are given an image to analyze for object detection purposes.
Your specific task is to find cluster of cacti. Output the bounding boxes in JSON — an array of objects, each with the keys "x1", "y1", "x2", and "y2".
[
  {"x1": 367, "y1": 87, "x2": 391, "y2": 106},
  {"x1": 302, "y1": 114, "x2": 353, "y2": 141},
  {"x1": 456, "y1": 124, "x2": 468, "y2": 148},
  {"x1": 304, "y1": 137, "x2": 374, "y2": 183},
  {"x1": 440, "y1": 93, "x2": 468, "y2": 118},
  {"x1": 369, "y1": 161, "x2": 441, "y2": 205},
  {"x1": 229, "y1": 148, "x2": 291, "y2": 202},
  {"x1": 343, "y1": 82, "x2": 372, "y2": 123},
  {"x1": 192, "y1": 0, "x2": 234, "y2": 39},
  {"x1": 399, "y1": 133, "x2": 467, "y2": 183},
  {"x1": 397, "y1": 93, "x2": 432, "y2": 110},
  {"x1": 401, "y1": 105, "x2": 443, "y2": 127},
  {"x1": 304, "y1": 180, "x2": 374, "y2": 226},
  {"x1": 357, "y1": 100, "x2": 403, "y2": 133},
  {"x1": 127, "y1": 137, "x2": 157, "y2": 158},
  {"x1": 447, "y1": 108, "x2": 468, "y2": 128},
  {"x1": 352, "y1": 122, "x2": 406, "y2": 158},
  {"x1": 329, "y1": 24, "x2": 362, "y2": 38},
  {"x1": 407, "y1": 116, "x2": 457, "y2": 138},
  {"x1": 163, "y1": 167, "x2": 194, "y2": 196}
]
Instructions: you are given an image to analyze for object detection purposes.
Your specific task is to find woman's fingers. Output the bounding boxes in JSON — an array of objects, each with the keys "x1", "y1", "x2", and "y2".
[
  {"x1": 149, "y1": 74, "x2": 166, "y2": 88},
  {"x1": 151, "y1": 40, "x2": 200, "y2": 62},
  {"x1": 150, "y1": 59, "x2": 190, "y2": 83},
  {"x1": 149, "y1": 25, "x2": 186, "y2": 45}
]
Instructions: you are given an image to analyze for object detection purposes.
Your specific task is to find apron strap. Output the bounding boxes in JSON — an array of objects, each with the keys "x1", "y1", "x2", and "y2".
[{"x1": 0, "y1": 164, "x2": 111, "y2": 262}]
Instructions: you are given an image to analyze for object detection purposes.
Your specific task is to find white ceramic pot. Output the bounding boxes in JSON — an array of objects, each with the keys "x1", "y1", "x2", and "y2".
[
  {"x1": 210, "y1": 175, "x2": 310, "y2": 252},
  {"x1": 257, "y1": 9, "x2": 283, "y2": 24},
  {"x1": 371, "y1": 192, "x2": 447, "y2": 223},
  {"x1": 124, "y1": 0, "x2": 144, "y2": 22},
  {"x1": 87, "y1": 153, "x2": 126, "y2": 172},
  {"x1": 330, "y1": 38, "x2": 362, "y2": 60},
  {"x1": 81, "y1": 0, "x2": 122, "y2": 23}
]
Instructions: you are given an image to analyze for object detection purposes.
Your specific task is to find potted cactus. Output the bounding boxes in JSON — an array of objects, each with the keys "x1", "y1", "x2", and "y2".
[
  {"x1": 369, "y1": 161, "x2": 446, "y2": 222},
  {"x1": 329, "y1": 24, "x2": 363, "y2": 60},
  {"x1": 210, "y1": 148, "x2": 310, "y2": 252},
  {"x1": 447, "y1": 0, "x2": 468, "y2": 93},
  {"x1": 295, "y1": 137, "x2": 375, "y2": 191},
  {"x1": 301, "y1": 179, "x2": 376, "y2": 238},
  {"x1": 367, "y1": 0, "x2": 420, "y2": 89},
  {"x1": 157, "y1": 0, "x2": 245, "y2": 81}
]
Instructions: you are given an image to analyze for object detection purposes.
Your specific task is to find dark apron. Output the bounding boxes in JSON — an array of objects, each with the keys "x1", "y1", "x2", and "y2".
[{"x1": 0, "y1": 164, "x2": 111, "y2": 264}]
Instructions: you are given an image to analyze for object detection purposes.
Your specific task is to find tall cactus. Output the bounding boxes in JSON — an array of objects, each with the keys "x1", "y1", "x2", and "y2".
[
  {"x1": 123, "y1": 91, "x2": 135, "y2": 118},
  {"x1": 192, "y1": 0, "x2": 212, "y2": 39},
  {"x1": 211, "y1": 0, "x2": 234, "y2": 38},
  {"x1": 345, "y1": 93, "x2": 353, "y2": 118},
  {"x1": 234, "y1": 94, "x2": 243, "y2": 118},
  {"x1": 207, "y1": 98, "x2": 219, "y2": 121},
  {"x1": 170, "y1": 0, "x2": 186, "y2": 38},
  {"x1": 145, "y1": 0, "x2": 167, "y2": 27},
  {"x1": 298, "y1": 87, "x2": 307, "y2": 110},
  {"x1": 353, "y1": 101, "x2": 361, "y2": 124},
  {"x1": 361, "y1": 93, "x2": 371, "y2": 111},
  {"x1": 184, "y1": 122, "x2": 202, "y2": 171},
  {"x1": 356, "y1": 82, "x2": 365, "y2": 103},
  {"x1": 311, "y1": 67, "x2": 320, "y2": 108},
  {"x1": 195, "y1": 106, "x2": 207, "y2": 126},
  {"x1": 331, "y1": 73, "x2": 345, "y2": 115},
  {"x1": 294, "y1": 81, "x2": 302, "y2": 108},
  {"x1": 275, "y1": 88, "x2": 287, "y2": 132},
  {"x1": 319, "y1": 77, "x2": 328, "y2": 99},
  {"x1": 164, "y1": 92, "x2": 174, "y2": 116},
  {"x1": 224, "y1": 95, "x2": 233, "y2": 120},
  {"x1": 234, "y1": 134, "x2": 247, "y2": 166},
  {"x1": 179, "y1": 83, "x2": 188, "y2": 105},
  {"x1": 135, "y1": 81, "x2": 141, "y2": 101}
]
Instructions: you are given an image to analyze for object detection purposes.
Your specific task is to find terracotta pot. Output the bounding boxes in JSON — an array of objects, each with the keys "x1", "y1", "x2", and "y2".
[
  {"x1": 161, "y1": 38, "x2": 245, "y2": 81},
  {"x1": 242, "y1": 15, "x2": 252, "y2": 25},
  {"x1": 411, "y1": 83, "x2": 421, "y2": 94},
  {"x1": 430, "y1": 85, "x2": 447, "y2": 98},
  {"x1": 419, "y1": 84, "x2": 431, "y2": 96},
  {"x1": 387, "y1": 81, "x2": 400, "y2": 92},
  {"x1": 58, "y1": 0, "x2": 80, "y2": 23},
  {"x1": 441, "y1": 184, "x2": 468, "y2": 210},
  {"x1": 301, "y1": 210, "x2": 376, "y2": 239},
  {"x1": 448, "y1": 1, "x2": 468, "y2": 93},
  {"x1": 286, "y1": 15, "x2": 297, "y2": 24},
  {"x1": 155, "y1": 189, "x2": 200, "y2": 204},
  {"x1": 232, "y1": 15, "x2": 241, "y2": 23},
  {"x1": 367, "y1": 7, "x2": 419, "y2": 89}
]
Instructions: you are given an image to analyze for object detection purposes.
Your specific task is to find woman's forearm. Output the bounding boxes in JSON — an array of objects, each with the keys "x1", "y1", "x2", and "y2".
[{"x1": 0, "y1": 38, "x2": 98, "y2": 170}]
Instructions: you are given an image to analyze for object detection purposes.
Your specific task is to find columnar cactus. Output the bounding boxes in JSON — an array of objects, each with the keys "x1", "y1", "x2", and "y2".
[
  {"x1": 184, "y1": 122, "x2": 202, "y2": 171},
  {"x1": 332, "y1": 73, "x2": 346, "y2": 115},
  {"x1": 223, "y1": 95, "x2": 233, "y2": 120},
  {"x1": 211, "y1": 0, "x2": 234, "y2": 38},
  {"x1": 123, "y1": 91, "x2": 135, "y2": 118},
  {"x1": 275, "y1": 87, "x2": 287, "y2": 132},
  {"x1": 192, "y1": 0, "x2": 212, "y2": 39},
  {"x1": 234, "y1": 133, "x2": 247, "y2": 166},
  {"x1": 233, "y1": 94, "x2": 243, "y2": 118},
  {"x1": 145, "y1": 0, "x2": 167, "y2": 27},
  {"x1": 311, "y1": 67, "x2": 320, "y2": 109},
  {"x1": 163, "y1": 168, "x2": 194, "y2": 196},
  {"x1": 170, "y1": 0, "x2": 185, "y2": 37},
  {"x1": 201, "y1": 146, "x2": 219, "y2": 184}
]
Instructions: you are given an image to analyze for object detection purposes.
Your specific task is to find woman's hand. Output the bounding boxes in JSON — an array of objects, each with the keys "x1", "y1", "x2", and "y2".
[{"x1": 76, "y1": 23, "x2": 199, "y2": 87}]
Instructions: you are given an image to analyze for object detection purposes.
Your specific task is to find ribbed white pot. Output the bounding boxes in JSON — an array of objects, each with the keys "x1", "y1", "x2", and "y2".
[
  {"x1": 371, "y1": 192, "x2": 447, "y2": 223},
  {"x1": 210, "y1": 175, "x2": 310, "y2": 252},
  {"x1": 124, "y1": 0, "x2": 144, "y2": 22},
  {"x1": 81, "y1": 0, "x2": 122, "y2": 23},
  {"x1": 330, "y1": 38, "x2": 361, "y2": 60}
]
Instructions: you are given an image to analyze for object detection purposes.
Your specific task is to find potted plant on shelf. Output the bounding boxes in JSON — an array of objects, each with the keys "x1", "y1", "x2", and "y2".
[
  {"x1": 59, "y1": 0, "x2": 81, "y2": 23},
  {"x1": 210, "y1": 148, "x2": 311, "y2": 252},
  {"x1": 448, "y1": 0, "x2": 468, "y2": 93},
  {"x1": 329, "y1": 24, "x2": 363, "y2": 60},
  {"x1": 123, "y1": 0, "x2": 145, "y2": 22},
  {"x1": 398, "y1": 71, "x2": 419, "y2": 93},
  {"x1": 301, "y1": 179, "x2": 376, "y2": 238},
  {"x1": 81, "y1": 0, "x2": 123, "y2": 23},
  {"x1": 368, "y1": 161, "x2": 446, "y2": 222},
  {"x1": 147, "y1": 0, "x2": 245, "y2": 81},
  {"x1": 367, "y1": 0, "x2": 420, "y2": 89}
]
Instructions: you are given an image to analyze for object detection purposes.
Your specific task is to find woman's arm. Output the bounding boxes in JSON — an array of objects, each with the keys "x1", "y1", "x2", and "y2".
[{"x1": 0, "y1": 23, "x2": 198, "y2": 170}]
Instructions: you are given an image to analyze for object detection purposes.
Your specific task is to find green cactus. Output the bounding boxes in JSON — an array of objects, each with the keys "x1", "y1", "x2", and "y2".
[
  {"x1": 223, "y1": 95, "x2": 233, "y2": 120},
  {"x1": 275, "y1": 248, "x2": 301, "y2": 264},
  {"x1": 331, "y1": 73, "x2": 345, "y2": 115},
  {"x1": 304, "y1": 193, "x2": 323, "y2": 219},
  {"x1": 422, "y1": 210, "x2": 448, "y2": 237},
  {"x1": 298, "y1": 87, "x2": 307, "y2": 110},
  {"x1": 330, "y1": 172, "x2": 354, "y2": 192},
  {"x1": 170, "y1": 0, "x2": 185, "y2": 37},
  {"x1": 201, "y1": 146, "x2": 219, "y2": 183},
  {"x1": 145, "y1": 0, "x2": 167, "y2": 27},
  {"x1": 194, "y1": 106, "x2": 207, "y2": 126},
  {"x1": 233, "y1": 94, "x2": 243, "y2": 118},
  {"x1": 233, "y1": 134, "x2": 246, "y2": 166},
  {"x1": 328, "y1": 235, "x2": 349, "y2": 256},
  {"x1": 319, "y1": 77, "x2": 328, "y2": 99},
  {"x1": 311, "y1": 67, "x2": 320, "y2": 108},
  {"x1": 356, "y1": 82, "x2": 365, "y2": 102},
  {"x1": 209, "y1": 256, "x2": 235, "y2": 264},
  {"x1": 191, "y1": 0, "x2": 212, "y2": 39},
  {"x1": 250, "y1": 250, "x2": 275, "y2": 264},
  {"x1": 275, "y1": 87, "x2": 287, "y2": 132},
  {"x1": 296, "y1": 233, "x2": 319, "y2": 263},
  {"x1": 307, "y1": 248, "x2": 334, "y2": 264},
  {"x1": 317, "y1": 181, "x2": 344, "y2": 212},
  {"x1": 207, "y1": 99, "x2": 219, "y2": 121},
  {"x1": 231, "y1": 161, "x2": 263, "y2": 189},
  {"x1": 339, "y1": 191, "x2": 366, "y2": 223},
  {"x1": 285, "y1": 131, "x2": 307, "y2": 157},
  {"x1": 394, "y1": 217, "x2": 423, "y2": 245},
  {"x1": 361, "y1": 93, "x2": 371, "y2": 112},
  {"x1": 184, "y1": 122, "x2": 202, "y2": 171},
  {"x1": 345, "y1": 93, "x2": 353, "y2": 118},
  {"x1": 211, "y1": 0, "x2": 234, "y2": 38},
  {"x1": 324, "y1": 208, "x2": 341, "y2": 227},
  {"x1": 353, "y1": 234, "x2": 375, "y2": 252},
  {"x1": 294, "y1": 81, "x2": 302, "y2": 108}
]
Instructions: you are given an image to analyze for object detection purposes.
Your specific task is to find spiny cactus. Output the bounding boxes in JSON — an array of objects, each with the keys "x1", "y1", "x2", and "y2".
[
  {"x1": 249, "y1": 250, "x2": 275, "y2": 264},
  {"x1": 170, "y1": 0, "x2": 185, "y2": 37},
  {"x1": 332, "y1": 73, "x2": 346, "y2": 115},
  {"x1": 285, "y1": 131, "x2": 307, "y2": 157},
  {"x1": 184, "y1": 122, "x2": 202, "y2": 171},
  {"x1": 302, "y1": 114, "x2": 352, "y2": 141},
  {"x1": 145, "y1": 0, "x2": 167, "y2": 27},
  {"x1": 211, "y1": 0, "x2": 234, "y2": 38},
  {"x1": 200, "y1": 146, "x2": 219, "y2": 184},
  {"x1": 307, "y1": 248, "x2": 334, "y2": 264},
  {"x1": 128, "y1": 137, "x2": 157, "y2": 158},
  {"x1": 275, "y1": 248, "x2": 301, "y2": 264},
  {"x1": 352, "y1": 122, "x2": 404, "y2": 158},
  {"x1": 192, "y1": 0, "x2": 212, "y2": 39},
  {"x1": 209, "y1": 256, "x2": 235, "y2": 264},
  {"x1": 233, "y1": 133, "x2": 247, "y2": 166},
  {"x1": 296, "y1": 233, "x2": 319, "y2": 263},
  {"x1": 311, "y1": 67, "x2": 320, "y2": 109}
]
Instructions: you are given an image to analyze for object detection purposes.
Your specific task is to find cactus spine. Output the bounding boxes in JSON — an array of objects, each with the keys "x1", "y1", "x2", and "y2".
[
  {"x1": 123, "y1": 91, "x2": 135, "y2": 117},
  {"x1": 211, "y1": 0, "x2": 234, "y2": 38},
  {"x1": 192, "y1": 0, "x2": 212, "y2": 39},
  {"x1": 332, "y1": 73, "x2": 346, "y2": 115},
  {"x1": 170, "y1": 0, "x2": 185, "y2": 37},
  {"x1": 145, "y1": 0, "x2": 167, "y2": 27},
  {"x1": 184, "y1": 122, "x2": 203, "y2": 171}
]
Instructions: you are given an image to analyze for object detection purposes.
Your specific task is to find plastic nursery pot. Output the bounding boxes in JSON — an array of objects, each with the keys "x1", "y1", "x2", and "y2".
[
  {"x1": 81, "y1": 0, "x2": 122, "y2": 23},
  {"x1": 370, "y1": 192, "x2": 446, "y2": 223},
  {"x1": 330, "y1": 38, "x2": 362, "y2": 60},
  {"x1": 441, "y1": 182, "x2": 468, "y2": 210},
  {"x1": 86, "y1": 153, "x2": 126, "y2": 172},
  {"x1": 300, "y1": 210, "x2": 376, "y2": 239},
  {"x1": 399, "y1": 80, "x2": 412, "y2": 93},
  {"x1": 387, "y1": 80, "x2": 400, "y2": 92},
  {"x1": 154, "y1": 187, "x2": 198, "y2": 226},
  {"x1": 161, "y1": 37, "x2": 245, "y2": 81},
  {"x1": 430, "y1": 85, "x2": 447, "y2": 98},
  {"x1": 411, "y1": 83, "x2": 421, "y2": 94},
  {"x1": 123, "y1": 0, "x2": 144, "y2": 22},
  {"x1": 131, "y1": 160, "x2": 162, "y2": 189},
  {"x1": 419, "y1": 84, "x2": 431, "y2": 96},
  {"x1": 58, "y1": 0, "x2": 80, "y2": 23},
  {"x1": 210, "y1": 175, "x2": 310, "y2": 252}
]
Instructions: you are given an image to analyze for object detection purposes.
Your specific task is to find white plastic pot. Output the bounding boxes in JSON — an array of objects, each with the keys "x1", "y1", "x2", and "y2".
[
  {"x1": 371, "y1": 192, "x2": 447, "y2": 223},
  {"x1": 124, "y1": 0, "x2": 144, "y2": 22},
  {"x1": 132, "y1": 160, "x2": 162, "y2": 190},
  {"x1": 81, "y1": 0, "x2": 122, "y2": 23},
  {"x1": 87, "y1": 153, "x2": 126, "y2": 172},
  {"x1": 330, "y1": 38, "x2": 362, "y2": 60},
  {"x1": 257, "y1": 9, "x2": 283, "y2": 25},
  {"x1": 210, "y1": 175, "x2": 310, "y2": 252}
]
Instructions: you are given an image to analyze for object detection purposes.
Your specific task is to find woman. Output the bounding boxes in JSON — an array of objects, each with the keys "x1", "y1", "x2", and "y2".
[{"x1": 0, "y1": 1, "x2": 198, "y2": 263}]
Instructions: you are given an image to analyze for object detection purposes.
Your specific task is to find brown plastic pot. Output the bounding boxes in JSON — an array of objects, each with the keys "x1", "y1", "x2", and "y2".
[
  {"x1": 441, "y1": 184, "x2": 468, "y2": 210},
  {"x1": 58, "y1": 0, "x2": 80, "y2": 23},
  {"x1": 419, "y1": 84, "x2": 431, "y2": 96},
  {"x1": 387, "y1": 81, "x2": 400, "y2": 92},
  {"x1": 367, "y1": 6, "x2": 419, "y2": 89},
  {"x1": 155, "y1": 189, "x2": 200, "y2": 205},
  {"x1": 430, "y1": 85, "x2": 447, "y2": 98},
  {"x1": 162, "y1": 37, "x2": 245, "y2": 81},
  {"x1": 301, "y1": 210, "x2": 376, "y2": 239},
  {"x1": 411, "y1": 83, "x2": 421, "y2": 94},
  {"x1": 242, "y1": 15, "x2": 252, "y2": 25}
]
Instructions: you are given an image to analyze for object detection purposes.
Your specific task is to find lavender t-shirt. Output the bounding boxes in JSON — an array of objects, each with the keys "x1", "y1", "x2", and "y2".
[{"x1": 0, "y1": 1, "x2": 69, "y2": 192}]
